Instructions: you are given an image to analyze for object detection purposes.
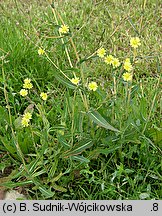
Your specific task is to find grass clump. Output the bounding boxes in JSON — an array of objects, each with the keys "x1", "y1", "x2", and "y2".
[{"x1": 0, "y1": 0, "x2": 161, "y2": 200}]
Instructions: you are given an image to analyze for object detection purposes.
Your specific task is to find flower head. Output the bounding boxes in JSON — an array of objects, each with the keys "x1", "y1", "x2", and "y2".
[
  {"x1": 125, "y1": 58, "x2": 131, "y2": 63},
  {"x1": 71, "y1": 77, "x2": 80, "y2": 85},
  {"x1": 112, "y1": 58, "x2": 120, "y2": 68},
  {"x1": 40, "y1": 92, "x2": 48, "y2": 101},
  {"x1": 97, "y1": 48, "x2": 106, "y2": 58},
  {"x1": 38, "y1": 48, "x2": 45, "y2": 55},
  {"x1": 122, "y1": 72, "x2": 132, "y2": 82},
  {"x1": 21, "y1": 118, "x2": 29, "y2": 127},
  {"x1": 24, "y1": 78, "x2": 31, "y2": 84},
  {"x1": 21, "y1": 112, "x2": 32, "y2": 127},
  {"x1": 20, "y1": 89, "x2": 28, "y2": 97},
  {"x1": 123, "y1": 58, "x2": 133, "y2": 72},
  {"x1": 23, "y1": 78, "x2": 33, "y2": 89},
  {"x1": 23, "y1": 112, "x2": 32, "y2": 121},
  {"x1": 23, "y1": 82, "x2": 33, "y2": 89},
  {"x1": 130, "y1": 37, "x2": 141, "y2": 49},
  {"x1": 104, "y1": 55, "x2": 114, "y2": 65},
  {"x1": 88, "y1": 81, "x2": 98, "y2": 91},
  {"x1": 59, "y1": 25, "x2": 69, "y2": 34}
]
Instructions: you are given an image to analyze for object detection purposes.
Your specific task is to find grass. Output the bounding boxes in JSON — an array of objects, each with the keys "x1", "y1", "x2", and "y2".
[{"x1": 0, "y1": 0, "x2": 161, "y2": 200}]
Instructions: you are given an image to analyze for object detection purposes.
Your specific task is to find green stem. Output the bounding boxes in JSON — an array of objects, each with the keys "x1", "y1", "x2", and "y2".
[
  {"x1": 71, "y1": 90, "x2": 77, "y2": 145},
  {"x1": 45, "y1": 52, "x2": 71, "y2": 81},
  {"x1": 51, "y1": 6, "x2": 89, "y2": 112},
  {"x1": 125, "y1": 81, "x2": 130, "y2": 118},
  {"x1": 52, "y1": 7, "x2": 74, "y2": 69},
  {"x1": 112, "y1": 70, "x2": 117, "y2": 122}
]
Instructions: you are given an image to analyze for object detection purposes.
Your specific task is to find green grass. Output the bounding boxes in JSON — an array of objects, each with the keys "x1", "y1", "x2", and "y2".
[{"x1": 0, "y1": 0, "x2": 161, "y2": 200}]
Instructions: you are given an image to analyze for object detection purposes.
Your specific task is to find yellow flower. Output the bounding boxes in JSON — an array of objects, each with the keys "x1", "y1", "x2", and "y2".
[
  {"x1": 112, "y1": 58, "x2": 120, "y2": 68},
  {"x1": 97, "y1": 48, "x2": 106, "y2": 58},
  {"x1": 71, "y1": 77, "x2": 80, "y2": 85},
  {"x1": 104, "y1": 55, "x2": 114, "y2": 65},
  {"x1": 21, "y1": 118, "x2": 29, "y2": 127},
  {"x1": 122, "y1": 72, "x2": 132, "y2": 82},
  {"x1": 40, "y1": 92, "x2": 48, "y2": 101},
  {"x1": 38, "y1": 48, "x2": 45, "y2": 55},
  {"x1": 23, "y1": 112, "x2": 32, "y2": 121},
  {"x1": 24, "y1": 78, "x2": 31, "y2": 84},
  {"x1": 21, "y1": 112, "x2": 32, "y2": 127},
  {"x1": 23, "y1": 82, "x2": 33, "y2": 89},
  {"x1": 23, "y1": 78, "x2": 33, "y2": 89},
  {"x1": 88, "y1": 81, "x2": 98, "y2": 91},
  {"x1": 130, "y1": 37, "x2": 141, "y2": 49},
  {"x1": 20, "y1": 89, "x2": 28, "y2": 97},
  {"x1": 125, "y1": 58, "x2": 131, "y2": 63},
  {"x1": 59, "y1": 25, "x2": 69, "y2": 34},
  {"x1": 123, "y1": 58, "x2": 133, "y2": 72}
]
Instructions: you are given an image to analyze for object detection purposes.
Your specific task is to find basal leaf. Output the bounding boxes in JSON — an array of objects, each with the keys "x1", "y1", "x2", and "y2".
[
  {"x1": 63, "y1": 139, "x2": 93, "y2": 158},
  {"x1": 0, "y1": 135, "x2": 16, "y2": 155},
  {"x1": 38, "y1": 185, "x2": 55, "y2": 198},
  {"x1": 50, "y1": 172, "x2": 63, "y2": 183},
  {"x1": 87, "y1": 109, "x2": 120, "y2": 132},
  {"x1": 77, "y1": 55, "x2": 98, "y2": 65},
  {"x1": 0, "y1": 180, "x2": 33, "y2": 189},
  {"x1": 31, "y1": 169, "x2": 46, "y2": 178},
  {"x1": 58, "y1": 136, "x2": 71, "y2": 149},
  {"x1": 52, "y1": 184, "x2": 67, "y2": 192},
  {"x1": 14, "y1": 116, "x2": 23, "y2": 130},
  {"x1": 54, "y1": 73, "x2": 76, "y2": 89},
  {"x1": 71, "y1": 155, "x2": 90, "y2": 163}
]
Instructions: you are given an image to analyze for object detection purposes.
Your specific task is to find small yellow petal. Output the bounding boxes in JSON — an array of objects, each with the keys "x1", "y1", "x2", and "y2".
[
  {"x1": 97, "y1": 48, "x2": 106, "y2": 58},
  {"x1": 123, "y1": 59, "x2": 133, "y2": 72},
  {"x1": 112, "y1": 58, "x2": 120, "y2": 68},
  {"x1": 130, "y1": 37, "x2": 141, "y2": 49},
  {"x1": 20, "y1": 89, "x2": 28, "y2": 97},
  {"x1": 40, "y1": 92, "x2": 48, "y2": 101},
  {"x1": 38, "y1": 48, "x2": 45, "y2": 55},
  {"x1": 23, "y1": 82, "x2": 33, "y2": 89},
  {"x1": 122, "y1": 72, "x2": 132, "y2": 82},
  {"x1": 23, "y1": 112, "x2": 32, "y2": 121},
  {"x1": 125, "y1": 58, "x2": 131, "y2": 63},
  {"x1": 88, "y1": 81, "x2": 98, "y2": 91},
  {"x1": 21, "y1": 118, "x2": 29, "y2": 127},
  {"x1": 24, "y1": 78, "x2": 31, "y2": 84},
  {"x1": 59, "y1": 25, "x2": 69, "y2": 34},
  {"x1": 71, "y1": 77, "x2": 80, "y2": 85},
  {"x1": 104, "y1": 55, "x2": 114, "y2": 65}
]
